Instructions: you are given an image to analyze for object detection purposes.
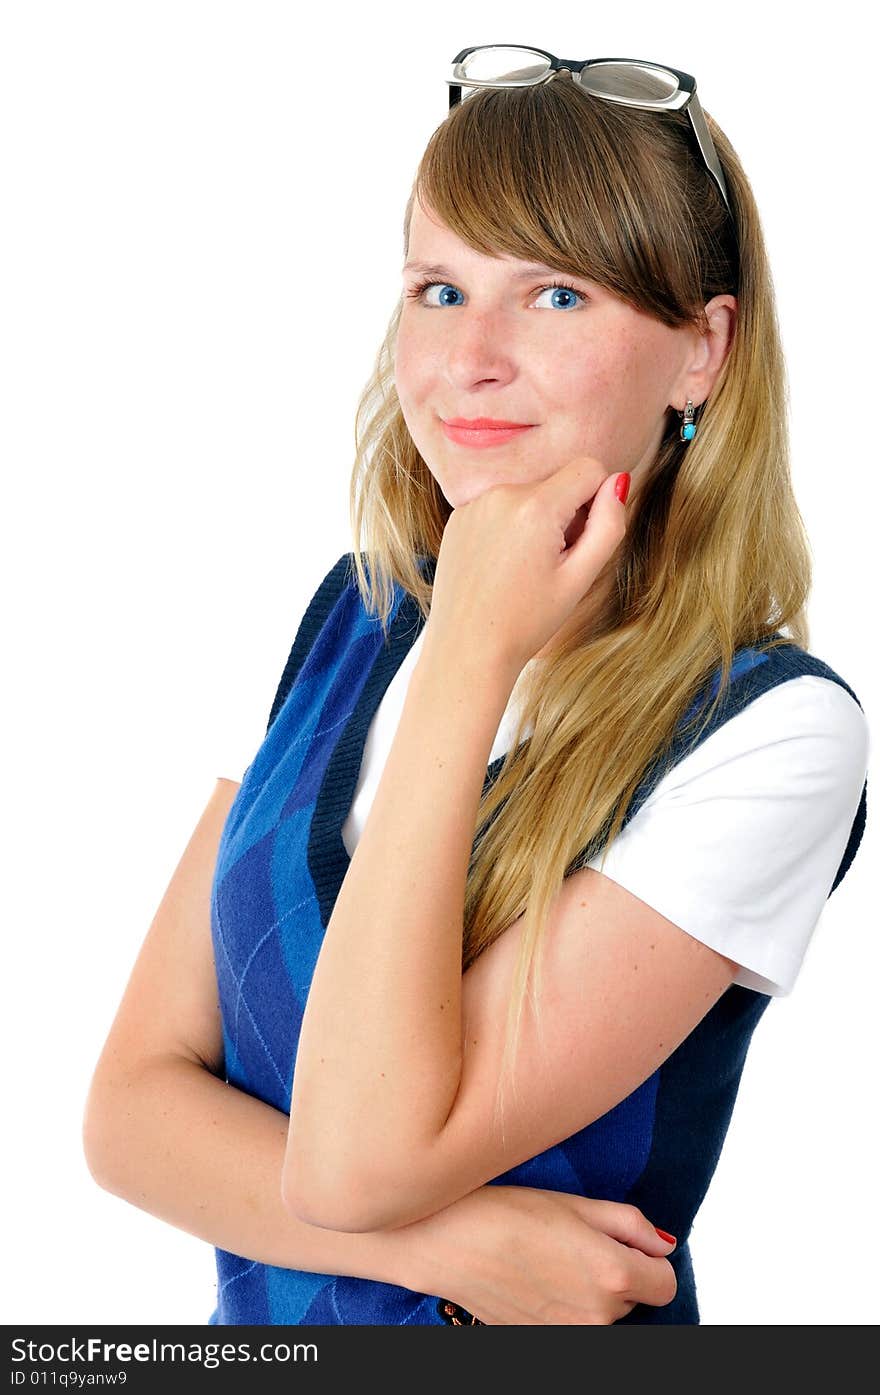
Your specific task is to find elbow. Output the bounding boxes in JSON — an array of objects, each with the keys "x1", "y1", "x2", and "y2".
[
  {"x1": 82, "y1": 1134, "x2": 107, "y2": 1191},
  {"x1": 281, "y1": 1155, "x2": 412, "y2": 1233},
  {"x1": 81, "y1": 1068, "x2": 136, "y2": 1197},
  {"x1": 82, "y1": 1109, "x2": 120, "y2": 1197},
  {"x1": 81, "y1": 1080, "x2": 113, "y2": 1190},
  {"x1": 281, "y1": 1191, "x2": 387, "y2": 1234},
  {"x1": 280, "y1": 1181, "x2": 385, "y2": 1234}
]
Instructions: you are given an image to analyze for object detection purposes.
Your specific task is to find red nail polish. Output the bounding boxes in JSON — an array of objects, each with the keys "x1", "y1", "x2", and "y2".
[
  {"x1": 654, "y1": 1227, "x2": 677, "y2": 1245},
  {"x1": 615, "y1": 472, "x2": 631, "y2": 504}
]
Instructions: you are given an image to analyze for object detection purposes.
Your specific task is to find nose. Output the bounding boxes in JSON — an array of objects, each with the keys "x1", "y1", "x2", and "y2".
[{"x1": 441, "y1": 308, "x2": 519, "y2": 389}]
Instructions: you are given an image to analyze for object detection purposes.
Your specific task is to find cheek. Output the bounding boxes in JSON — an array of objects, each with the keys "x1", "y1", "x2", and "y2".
[
  {"x1": 545, "y1": 335, "x2": 670, "y2": 463},
  {"x1": 543, "y1": 350, "x2": 619, "y2": 433},
  {"x1": 393, "y1": 326, "x2": 410, "y2": 400},
  {"x1": 548, "y1": 321, "x2": 628, "y2": 386},
  {"x1": 394, "y1": 320, "x2": 433, "y2": 407},
  {"x1": 559, "y1": 331, "x2": 668, "y2": 413}
]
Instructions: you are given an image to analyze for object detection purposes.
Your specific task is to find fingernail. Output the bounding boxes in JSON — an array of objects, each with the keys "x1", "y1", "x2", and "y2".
[
  {"x1": 654, "y1": 1228, "x2": 677, "y2": 1246},
  {"x1": 615, "y1": 472, "x2": 631, "y2": 504}
]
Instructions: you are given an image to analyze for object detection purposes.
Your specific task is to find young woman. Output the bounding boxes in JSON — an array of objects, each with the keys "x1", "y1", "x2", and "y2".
[{"x1": 83, "y1": 48, "x2": 869, "y2": 1325}]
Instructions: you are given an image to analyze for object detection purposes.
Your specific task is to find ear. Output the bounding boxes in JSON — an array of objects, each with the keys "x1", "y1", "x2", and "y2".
[{"x1": 671, "y1": 294, "x2": 738, "y2": 410}]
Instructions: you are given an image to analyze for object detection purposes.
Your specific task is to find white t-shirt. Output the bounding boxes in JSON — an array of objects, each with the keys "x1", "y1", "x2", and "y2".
[{"x1": 222, "y1": 626, "x2": 870, "y2": 999}]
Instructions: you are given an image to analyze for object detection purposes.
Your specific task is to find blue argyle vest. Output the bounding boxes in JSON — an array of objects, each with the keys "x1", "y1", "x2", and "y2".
[{"x1": 207, "y1": 553, "x2": 867, "y2": 1325}]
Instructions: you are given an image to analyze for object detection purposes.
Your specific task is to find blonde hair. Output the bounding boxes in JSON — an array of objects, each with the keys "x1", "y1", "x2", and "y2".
[{"x1": 346, "y1": 77, "x2": 811, "y2": 1133}]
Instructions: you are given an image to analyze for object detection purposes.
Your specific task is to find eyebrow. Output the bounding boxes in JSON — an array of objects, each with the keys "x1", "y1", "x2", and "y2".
[{"x1": 402, "y1": 259, "x2": 588, "y2": 283}]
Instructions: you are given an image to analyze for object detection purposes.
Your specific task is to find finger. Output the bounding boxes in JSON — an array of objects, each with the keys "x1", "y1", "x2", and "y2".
[
  {"x1": 558, "y1": 468, "x2": 628, "y2": 581},
  {"x1": 576, "y1": 1197, "x2": 676, "y2": 1257},
  {"x1": 543, "y1": 456, "x2": 610, "y2": 532}
]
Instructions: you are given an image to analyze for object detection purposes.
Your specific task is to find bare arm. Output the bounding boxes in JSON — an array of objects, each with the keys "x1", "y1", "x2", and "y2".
[
  {"x1": 81, "y1": 770, "x2": 678, "y2": 1323},
  {"x1": 83, "y1": 1055, "x2": 679, "y2": 1325},
  {"x1": 83, "y1": 1054, "x2": 417, "y2": 1285},
  {"x1": 283, "y1": 639, "x2": 507, "y2": 1216},
  {"x1": 81, "y1": 775, "x2": 420, "y2": 1289},
  {"x1": 284, "y1": 630, "x2": 739, "y2": 1233}
]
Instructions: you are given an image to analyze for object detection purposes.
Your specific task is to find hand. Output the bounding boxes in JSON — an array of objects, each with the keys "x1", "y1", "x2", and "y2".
[
  {"x1": 398, "y1": 1184, "x2": 678, "y2": 1326},
  {"x1": 426, "y1": 458, "x2": 629, "y2": 677}
]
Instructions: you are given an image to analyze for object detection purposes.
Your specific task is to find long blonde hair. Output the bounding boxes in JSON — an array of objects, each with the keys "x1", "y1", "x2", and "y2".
[{"x1": 347, "y1": 76, "x2": 811, "y2": 1130}]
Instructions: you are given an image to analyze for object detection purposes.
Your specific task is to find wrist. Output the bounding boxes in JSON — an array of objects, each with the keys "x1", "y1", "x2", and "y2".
[
  {"x1": 367, "y1": 1190, "x2": 500, "y2": 1300},
  {"x1": 415, "y1": 625, "x2": 521, "y2": 701},
  {"x1": 355, "y1": 1221, "x2": 448, "y2": 1297}
]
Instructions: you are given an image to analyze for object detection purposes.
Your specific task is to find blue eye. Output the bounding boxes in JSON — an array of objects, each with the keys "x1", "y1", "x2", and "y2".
[
  {"x1": 404, "y1": 279, "x2": 588, "y2": 310},
  {"x1": 407, "y1": 282, "x2": 464, "y2": 307},
  {"x1": 534, "y1": 284, "x2": 584, "y2": 311}
]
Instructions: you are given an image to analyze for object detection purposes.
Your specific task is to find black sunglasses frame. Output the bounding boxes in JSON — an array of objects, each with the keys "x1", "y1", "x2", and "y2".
[{"x1": 447, "y1": 44, "x2": 733, "y2": 221}]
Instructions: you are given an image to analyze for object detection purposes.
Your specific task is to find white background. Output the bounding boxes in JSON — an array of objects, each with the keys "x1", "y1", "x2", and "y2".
[{"x1": 3, "y1": 0, "x2": 877, "y2": 1326}]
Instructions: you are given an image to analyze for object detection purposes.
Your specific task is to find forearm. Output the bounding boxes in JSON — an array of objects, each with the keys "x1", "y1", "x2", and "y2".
[
  {"x1": 286, "y1": 636, "x2": 518, "y2": 1210},
  {"x1": 84, "y1": 1056, "x2": 420, "y2": 1286}
]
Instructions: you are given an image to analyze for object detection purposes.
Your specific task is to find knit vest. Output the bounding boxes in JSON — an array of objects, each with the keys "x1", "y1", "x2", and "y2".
[{"x1": 207, "y1": 553, "x2": 867, "y2": 1325}]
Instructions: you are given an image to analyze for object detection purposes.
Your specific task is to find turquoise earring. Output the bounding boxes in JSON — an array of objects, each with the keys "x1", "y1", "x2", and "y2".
[{"x1": 679, "y1": 399, "x2": 697, "y2": 442}]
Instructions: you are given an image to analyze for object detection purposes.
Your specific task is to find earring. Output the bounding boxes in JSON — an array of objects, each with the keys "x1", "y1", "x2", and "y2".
[{"x1": 679, "y1": 400, "x2": 697, "y2": 443}]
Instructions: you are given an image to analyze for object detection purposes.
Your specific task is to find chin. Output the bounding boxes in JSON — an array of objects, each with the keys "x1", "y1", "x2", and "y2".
[
  {"x1": 422, "y1": 468, "x2": 477, "y2": 511},
  {"x1": 445, "y1": 481, "x2": 503, "y2": 510}
]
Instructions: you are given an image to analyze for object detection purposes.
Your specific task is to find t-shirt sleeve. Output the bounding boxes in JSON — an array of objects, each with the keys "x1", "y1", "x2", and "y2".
[{"x1": 584, "y1": 674, "x2": 870, "y2": 997}]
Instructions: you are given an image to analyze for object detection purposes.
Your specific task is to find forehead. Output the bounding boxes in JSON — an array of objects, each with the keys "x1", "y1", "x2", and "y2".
[
  {"x1": 407, "y1": 198, "x2": 476, "y2": 261},
  {"x1": 407, "y1": 197, "x2": 568, "y2": 278},
  {"x1": 408, "y1": 196, "x2": 455, "y2": 243}
]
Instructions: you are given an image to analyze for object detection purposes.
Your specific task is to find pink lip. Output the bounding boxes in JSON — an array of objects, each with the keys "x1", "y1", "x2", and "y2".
[
  {"x1": 441, "y1": 418, "x2": 535, "y2": 449},
  {"x1": 444, "y1": 417, "x2": 532, "y2": 429}
]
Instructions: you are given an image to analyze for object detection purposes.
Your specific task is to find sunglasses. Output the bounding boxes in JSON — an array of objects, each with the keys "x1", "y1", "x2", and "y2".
[{"x1": 447, "y1": 45, "x2": 733, "y2": 222}]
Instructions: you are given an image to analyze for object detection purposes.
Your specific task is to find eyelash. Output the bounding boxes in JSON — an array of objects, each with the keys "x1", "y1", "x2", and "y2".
[{"x1": 404, "y1": 277, "x2": 589, "y2": 308}]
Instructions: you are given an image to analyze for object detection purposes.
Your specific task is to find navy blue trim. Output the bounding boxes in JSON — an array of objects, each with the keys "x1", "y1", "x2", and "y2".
[
  {"x1": 570, "y1": 638, "x2": 867, "y2": 894},
  {"x1": 269, "y1": 554, "x2": 866, "y2": 903},
  {"x1": 309, "y1": 582, "x2": 428, "y2": 930},
  {"x1": 615, "y1": 983, "x2": 773, "y2": 1323},
  {"x1": 266, "y1": 553, "x2": 355, "y2": 733}
]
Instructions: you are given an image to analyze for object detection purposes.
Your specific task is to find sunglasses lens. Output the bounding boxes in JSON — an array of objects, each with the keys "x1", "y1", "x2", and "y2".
[
  {"x1": 578, "y1": 61, "x2": 680, "y2": 103},
  {"x1": 456, "y1": 46, "x2": 552, "y2": 85}
]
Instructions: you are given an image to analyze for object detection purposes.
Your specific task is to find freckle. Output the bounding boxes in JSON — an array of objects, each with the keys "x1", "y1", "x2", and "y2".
[{"x1": 380, "y1": 1072, "x2": 385, "y2": 1077}]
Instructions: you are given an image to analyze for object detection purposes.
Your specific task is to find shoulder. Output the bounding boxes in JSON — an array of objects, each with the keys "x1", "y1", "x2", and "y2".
[
  {"x1": 266, "y1": 553, "x2": 355, "y2": 731},
  {"x1": 757, "y1": 670, "x2": 869, "y2": 752},
  {"x1": 587, "y1": 673, "x2": 868, "y2": 997},
  {"x1": 312, "y1": 552, "x2": 357, "y2": 605},
  {"x1": 659, "y1": 672, "x2": 869, "y2": 804}
]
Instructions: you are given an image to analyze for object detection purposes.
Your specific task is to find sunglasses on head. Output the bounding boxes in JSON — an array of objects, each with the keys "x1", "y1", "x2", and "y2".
[{"x1": 447, "y1": 44, "x2": 733, "y2": 224}]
